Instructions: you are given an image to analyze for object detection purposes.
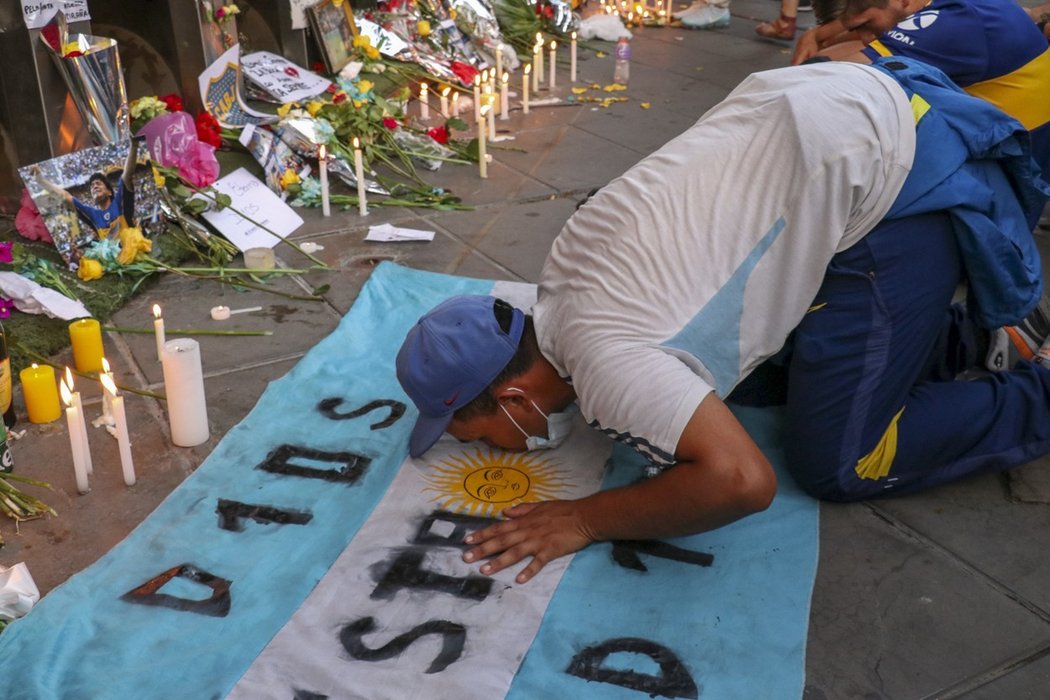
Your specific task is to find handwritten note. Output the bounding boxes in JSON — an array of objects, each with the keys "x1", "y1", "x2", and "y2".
[
  {"x1": 242, "y1": 52, "x2": 332, "y2": 103},
  {"x1": 201, "y1": 168, "x2": 303, "y2": 251},
  {"x1": 22, "y1": 0, "x2": 90, "y2": 29}
]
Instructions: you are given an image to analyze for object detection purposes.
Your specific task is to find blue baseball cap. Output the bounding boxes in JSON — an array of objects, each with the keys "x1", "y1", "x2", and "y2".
[{"x1": 396, "y1": 295, "x2": 524, "y2": 458}]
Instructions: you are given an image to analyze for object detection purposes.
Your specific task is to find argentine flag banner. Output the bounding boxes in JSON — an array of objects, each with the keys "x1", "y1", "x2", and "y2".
[{"x1": 0, "y1": 263, "x2": 818, "y2": 699}]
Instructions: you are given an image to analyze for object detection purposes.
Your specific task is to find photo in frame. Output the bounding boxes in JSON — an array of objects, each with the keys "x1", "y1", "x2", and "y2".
[
  {"x1": 306, "y1": 0, "x2": 359, "y2": 74},
  {"x1": 17, "y1": 137, "x2": 164, "y2": 270}
]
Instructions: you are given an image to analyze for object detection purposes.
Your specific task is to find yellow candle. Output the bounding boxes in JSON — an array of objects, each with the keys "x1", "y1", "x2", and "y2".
[
  {"x1": 19, "y1": 363, "x2": 61, "y2": 424},
  {"x1": 69, "y1": 318, "x2": 104, "y2": 373}
]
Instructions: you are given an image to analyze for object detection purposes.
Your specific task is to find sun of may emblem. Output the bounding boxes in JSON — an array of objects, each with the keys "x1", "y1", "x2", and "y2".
[{"x1": 422, "y1": 448, "x2": 573, "y2": 517}]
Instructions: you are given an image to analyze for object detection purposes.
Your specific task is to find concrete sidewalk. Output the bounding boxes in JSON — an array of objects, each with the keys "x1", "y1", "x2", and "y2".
[{"x1": 3, "y1": 6, "x2": 1050, "y2": 698}]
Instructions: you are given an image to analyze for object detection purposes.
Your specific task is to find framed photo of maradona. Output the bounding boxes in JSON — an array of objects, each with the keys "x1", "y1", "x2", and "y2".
[
  {"x1": 17, "y1": 137, "x2": 163, "y2": 270},
  {"x1": 307, "y1": 0, "x2": 359, "y2": 74}
]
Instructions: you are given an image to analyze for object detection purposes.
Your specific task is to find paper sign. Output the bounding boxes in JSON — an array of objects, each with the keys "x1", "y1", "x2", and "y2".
[
  {"x1": 288, "y1": 0, "x2": 312, "y2": 30},
  {"x1": 22, "y1": 0, "x2": 89, "y2": 30},
  {"x1": 242, "y1": 51, "x2": 332, "y2": 103},
  {"x1": 201, "y1": 168, "x2": 303, "y2": 251},
  {"x1": 355, "y1": 18, "x2": 410, "y2": 57},
  {"x1": 199, "y1": 45, "x2": 276, "y2": 128}
]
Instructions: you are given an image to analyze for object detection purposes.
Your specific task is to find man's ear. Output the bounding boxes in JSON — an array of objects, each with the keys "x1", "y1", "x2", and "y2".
[{"x1": 494, "y1": 386, "x2": 530, "y2": 411}]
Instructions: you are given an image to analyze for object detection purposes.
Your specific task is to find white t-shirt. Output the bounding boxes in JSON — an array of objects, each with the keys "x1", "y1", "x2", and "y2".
[{"x1": 534, "y1": 62, "x2": 916, "y2": 465}]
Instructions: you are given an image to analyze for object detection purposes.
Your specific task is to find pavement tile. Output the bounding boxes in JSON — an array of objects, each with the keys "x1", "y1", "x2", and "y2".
[{"x1": 806, "y1": 501, "x2": 1050, "y2": 698}]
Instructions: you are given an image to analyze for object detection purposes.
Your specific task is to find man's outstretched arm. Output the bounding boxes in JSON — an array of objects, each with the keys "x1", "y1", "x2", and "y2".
[{"x1": 462, "y1": 392, "x2": 777, "y2": 583}]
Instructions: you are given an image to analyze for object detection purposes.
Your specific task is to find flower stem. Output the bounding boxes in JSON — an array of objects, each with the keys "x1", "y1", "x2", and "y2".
[
  {"x1": 102, "y1": 326, "x2": 272, "y2": 337},
  {"x1": 16, "y1": 347, "x2": 166, "y2": 400}
]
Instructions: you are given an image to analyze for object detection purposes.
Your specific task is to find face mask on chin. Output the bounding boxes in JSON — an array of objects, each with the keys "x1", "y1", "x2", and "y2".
[{"x1": 498, "y1": 388, "x2": 578, "y2": 451}]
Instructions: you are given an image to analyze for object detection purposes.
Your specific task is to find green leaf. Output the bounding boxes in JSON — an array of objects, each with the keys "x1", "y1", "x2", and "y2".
[{"x1": 447, "y1": 117, "x2": 468, "y2": 131}]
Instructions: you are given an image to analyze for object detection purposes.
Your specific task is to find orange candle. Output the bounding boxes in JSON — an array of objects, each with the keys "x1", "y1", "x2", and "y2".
[
  {"x1": 69, "y1": 318, "x2": 104, "y2": 373},
  {"x1": 19, "y1": 363, "x2": 61, "y2": 423}
]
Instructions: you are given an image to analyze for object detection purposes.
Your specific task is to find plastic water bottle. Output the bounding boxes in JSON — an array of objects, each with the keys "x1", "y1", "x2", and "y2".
[{"x1": 614, "y1": 37, "x2": 631, "y2": 84}]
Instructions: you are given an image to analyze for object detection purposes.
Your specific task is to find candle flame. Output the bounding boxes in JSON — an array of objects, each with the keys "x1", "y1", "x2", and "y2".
[
  {"x1": 353, "y1": 136, "x2": 361, "y2": 148},
  {"x1": 420, "y1": 82, "x2": 428, "y2": 93},
  {"x1": 60, "y1": 373, "x2": 72, "y2": 406},
  {"x1": 102, "y1": 357, "x2": 111, "y2": 373},
  {"x1": 536, "y1": 32, "x2": 542, "y2": 42},
  {"x1": 572, "y1": 31, "x2": 577, "y2": 39},
  {"x1": 319, "y1": 143, "x2": 327, "y2": 158},
  {"x1": 441, "y1": 86, "x2": 451, "y2": 96},
  {"x1": 474, "y1": 74, "x2": 481, "y2": 87},
  {"x1": 550, "y1": 40, "x2": 556, "y2": 49},
  {"x1": 64, "y1": 367, "x2": 75, "y2": 391},
  {"x1": 31, "y1": 362, "x2": 38, "y2": 369},
  {"x1": 480, "y1": 104, "x2": 491, "y2": 117},
  {"x1": 525, "y1": 64, "x2": 532, "y2": 75},
  {"x1": 100, "y1": 373, "x2": 117, "y2": 396},
  {"x1": 152, "y1": 303, "x2": 161, "y2": 319},
  {"x1": 502, "y1": 72, "x2": 509, "y2": 83}
]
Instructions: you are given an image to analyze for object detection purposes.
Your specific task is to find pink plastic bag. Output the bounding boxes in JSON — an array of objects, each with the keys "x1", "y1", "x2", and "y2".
[{"x1": 138, "y1": 112, "x2": 219, "y2": 187}]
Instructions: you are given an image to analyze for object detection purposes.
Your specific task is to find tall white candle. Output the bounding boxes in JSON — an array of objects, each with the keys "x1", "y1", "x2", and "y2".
[
  {"x1": 571, "y1": 31, "x2": 578, "y2": 82},
  {"x1": 440, "y1": 86, "x2": 450, "y2": 117},
  {"x1": 487, "y1": 95, "x2": 496, "y2": 140},
  {"x1": 100, "y1": 357, "x2": 114, "y2": 427},
  {"x1": 60, "y1": 376, "x2": 90, "y2": 494},
  {"x1": 533, "y1": 44, "x2": 542, "y2": 91},
  {"x1": 101, "y1": 374, "x2": 135, "y2": 486},
  {"x1": 64, "y1": 368, "x2": 93, "y2": 476},
  {"x1": 353, "y1": 137, "x2": 367, "y2": 217},
  {"x1": 549, "y1": 41, "x2": 557, "y2": 89},
  {"x1": 523, "y1": 64, "x2": 531, "y2": 114},
  {"x1": 419, "y1": 82, "x2": 429, "y2": 120},
  {"x1": 535, "y1": 34, "x2": 544, "y2": 84},
  {"x1": 496, "y1": 45, "x2": 503, "y2": 80},
  {"x1": 318, "y1": 143, "x2": 331, "y2": 217},
  {"x1": 152, "y1": 304, "x2": 165, "y2": 363},
  {"x1": 500, "y1": 72, "x2": 509, "y2": 120},
  {"x1": 473, "y1": 74, "x2": 481, "y2": 122},
  {"x1": 478, "y1": 104, "x2": 489, "y2": 179},
  {"x1": 451, "y1": 90, "x2": 460, "y2": 116},
  {"x1": 160, "y1": 338, "x2": 209, "y2": 447}
]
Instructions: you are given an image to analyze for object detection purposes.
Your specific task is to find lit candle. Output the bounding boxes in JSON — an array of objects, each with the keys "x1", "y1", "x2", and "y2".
[
  {"x1": 101, "y1": 373, "x2": 135, "y2": 486},
  {"x1": 549, "y1": 41, "x2": 557, "y2": 89},
  {"x1": 478, "y1": 104, "x2": 489, "y2": 179},
  {"x1": 152, "y1": 305, "x2": 165, "y2": 363},
  {"x1": 319, "y1": 143, "x2": 331, "y2": 217},
  {"x1": 63, "y1": 368, "x2": 93, "y2": 476},
  {"x1": 440, "y1": 86, "x2": 450, "y2": 117},
  {"x1": 496, "y1": 45, "x2": 503, "y2": 80},
  {"x1": 160, "y1": 338, "x2": 210, "y2": 447},
  {"x1": 487, "y1": 94, "x2": 496, "y2": 140},
  {"x1": 61, "y1": 376, "x2": 90, "y2": 494},
  {"x1": 535, "y1": 34, "x2": 544, "y2": 84},
  {"x1": 451, "y1": 90, "x2": 460, "y2": 116},
  {"x1": 353, "y1": 137, "x2": 367, "y2": 217},
  {"x1": 419, "y1": 82, "x2": 429, "y2": 120},
  {"x1": 571, "y1": 31, "x2": 578, "y2": 82},
  {"x1": 19, "y1": 363, "x2": 61, "y2": 424},
  {"x1": 523, "y1": 64, "x2": 531, "y2": 114},
  {"x1": 533, "y1": 44, "x2": 542, "y2": 92},
  {"x1": 99, "y1": 357, "x2": 114, "y2": 427},
  {"x1": 69, "y1": 318, "x2": 104, "y2": 372},
  {"x1": 500, "y1": 72, "x2": 509, "y2": 120},
  {"x1": 473, "y1": 74, "x2": 482, "y2": 122}
]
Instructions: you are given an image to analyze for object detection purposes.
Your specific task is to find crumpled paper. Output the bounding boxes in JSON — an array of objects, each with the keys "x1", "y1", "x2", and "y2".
[
  {"x1": 366, "y1": 223, "x2": 435, "y2": 242},
  {"x1": 578, "y1": 14, "x2": 632, "y2": 41},
  {"x1": 0, "y1": 272, "x2": 92, "y2": 320},
  {"x1": 0, "y1": 563, "x2": 40, "y2": 623}
]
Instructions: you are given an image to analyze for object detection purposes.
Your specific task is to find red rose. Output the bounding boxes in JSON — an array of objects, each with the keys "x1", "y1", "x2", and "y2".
[
  {"x1": 64, "y1": 50, "x2": 84, "y2": 58},
  {"x1": 159, "y1": 93, "x2": 184, "y2": 112},
  {"x1": 382, "y1": 117, "x2": 399, "y2": 130},
  {"x1": 427, "y1": 125, "x2": 450, "y2": 145},
  {"x1": 195, "y1": 112, "x2": 223, "y2": 148},
  {"x1": 450, "y1": 61, "x2": 480, "y2": 87},
  {"x1": 312, "y1": 61, "x2": 327, "y2": 73},
  {"x1": 333, "y1": 92, "x2": 347, "y2": 104}
]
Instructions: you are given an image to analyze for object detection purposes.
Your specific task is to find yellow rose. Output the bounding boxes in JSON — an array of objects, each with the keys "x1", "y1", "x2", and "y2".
[
  {"x1": 357, "y1": 79, "x2": 374, "y2": 94},
  {"x1": 77, "y1": 258, "x2": 104, "y2": 281},
  {"x1": 353, "y1": 35, "x2": 371, "y2": 49},
  {"x1": 152, "y1": 166, "x2": 166, "y2": 189},
  {"x1": 117, "y1": 226, "x2": 153, "y2": 265},
  {"x1": 417, "y1": 20, "x2": 431, "y2": 36},
  {"x1": 306, "y1": 100, "x2": 324, "y2": 117},
  {"x1": 366, "y1": 46, "x2": 380, "y2": 60},
  {"x1": 277, "y1": 101, "x2": 299, "y2": 118},
  {"x1": 279, "y1": 169, "x2": 301, "y2": 190}
]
